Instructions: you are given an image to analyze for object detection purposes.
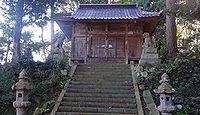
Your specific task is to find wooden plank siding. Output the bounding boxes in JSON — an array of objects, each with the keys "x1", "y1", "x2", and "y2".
[
  {"x1": 73, "y1": 23, "x2": 86, "y2": 58},
  {"x1": 72, "y1": 22, "x2": 144, "y2": 63}
]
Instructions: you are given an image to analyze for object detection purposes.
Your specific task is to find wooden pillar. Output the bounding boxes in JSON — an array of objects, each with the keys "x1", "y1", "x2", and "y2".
[
  {"x1": 71, "y1": 22, "x2": 75, "y2": 60},
  {"x1": 88, "y1": 26, "x2": 91, "y2": 58},
  {"x1": 105, "y1": 24, "x2": 108, "y2": 59},
  {"x1": 84, "y1": 23, "x2": 88, "y2": 64},
  {"x1": 125, "y1": 23, "x2": 129, "y2": 64}
]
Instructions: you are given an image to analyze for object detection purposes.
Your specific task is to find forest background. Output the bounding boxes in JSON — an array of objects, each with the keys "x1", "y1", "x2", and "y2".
[{"x1": 0, "y1": 0, "x2": 199, "y2": 114}]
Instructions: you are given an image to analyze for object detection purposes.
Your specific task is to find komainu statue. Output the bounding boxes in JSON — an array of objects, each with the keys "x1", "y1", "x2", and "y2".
[
  {"x1": 139, "y1": 32, "x2": 160, "y2": 65},
  {"x1": 142, "y1": 32, "x2": 157, "y2": 53}
]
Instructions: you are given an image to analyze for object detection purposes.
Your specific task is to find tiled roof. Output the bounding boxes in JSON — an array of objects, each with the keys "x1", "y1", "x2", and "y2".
[{"x1": 71, "y1": 4, "x2": 160, "y2": 20}]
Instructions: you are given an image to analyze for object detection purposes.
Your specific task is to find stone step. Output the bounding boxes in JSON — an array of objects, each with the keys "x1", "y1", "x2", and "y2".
[
  {"x1": 64, "y1": 92, "x2": 135, "y2": 98},
  {"x1": 69, "y1": 81, "x2": 133, "y2": 86},
  {"x1": 72, "y1": 77, "x2": 132, "y2": 82},
  {"x1": 52, "y1": 63, "x2": 139, "y2": 115},
  {"x1": 73, "y1": 74, "x2": 132, "y2": 78},
  {"x1": 56, "y1": 112, "x2": 136, "y2": 115},
  {"x1": 66, "y1": 88, "x2": 134, "y2": 94},
  {"x1": 60, "y1": 101, "x2": 137, "y2": 108},
  {"x1": 75, "y1": 69, "x2": 131, "y2": 73},
  {"x1": 87, "y1": 58, "x2": 126, "y2": 64},
  {"x1": 76, "y1": 67, "x2": 131, "y2": 72},
  {"x1": 76, "y1": 66, "x2": 130, "y2": 70},
  {"x1": 74, "y1": 71, "x2": 131, "y2": 75},
  {"x1": 57, "y1": 106, "x2": 138, "y2": 114},
  {"x1": 76, "y1": 65, "x2": 131, "y2": 70},
  {"x1": 77, "y1": 65, "x2": 130, "y2": 69},
  {"x1": 62, "y1": 97, "x2": 136, "y2": 103},
  {"x1": 68, "y1": 84, "x2": 134, "y2": 90},
  {"x1": 78, "y1": 63, "x2": 130, "y2": 68}
]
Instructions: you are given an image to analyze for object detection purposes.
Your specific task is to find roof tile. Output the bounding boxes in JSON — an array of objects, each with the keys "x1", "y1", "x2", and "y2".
[{"x1": 72, "y1": 4, "x2": 160, "y2": 20}]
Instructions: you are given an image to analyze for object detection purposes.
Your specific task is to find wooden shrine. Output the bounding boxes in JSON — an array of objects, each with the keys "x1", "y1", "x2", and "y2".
[{"x1": 57, "y1": 4, "x2": 161, "y2": 63}]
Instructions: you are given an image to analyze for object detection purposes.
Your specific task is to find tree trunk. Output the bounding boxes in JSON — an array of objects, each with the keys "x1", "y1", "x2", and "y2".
[
  {"x1": 51, "y1": 20, "x2": 55, "y2": 50},
  {"x1": 50, "y1": 2, "x2": 55, "y2": 51},
  {"x1": 196, "y1": 0, "x2": 200, "y2": 17},
  {"x1": 166, "y1": 0, "x2": 177, "y2": 58},
  {"x1": 41, "y1": 27, "x2": 47, "y2": 61},
  {"x1": 41, "y1": 27, "x2": 47, "y2": 60},
  {"x1": 12, "y1": 0, "x2": 24, "y2": 62},
  {"x1": 5, "y1": 41, "x2": 11, "y2": 63}
]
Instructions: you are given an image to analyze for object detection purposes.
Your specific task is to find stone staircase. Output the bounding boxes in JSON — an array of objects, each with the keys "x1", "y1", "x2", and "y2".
[
  {"x1": 52, "y1": 64, "x2": 140, "y2": 115},
  {"x1": 87, "y1": 58, "x2": 126, "y2": 63}
]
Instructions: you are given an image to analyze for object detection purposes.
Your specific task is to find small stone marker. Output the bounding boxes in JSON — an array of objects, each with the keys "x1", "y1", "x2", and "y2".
[
  {"x1": 12, "y1": 69, "x2": 32, "y2": 115},
  {"x1": 154, "y1": 73, "x2": 176, "y2": 115}
]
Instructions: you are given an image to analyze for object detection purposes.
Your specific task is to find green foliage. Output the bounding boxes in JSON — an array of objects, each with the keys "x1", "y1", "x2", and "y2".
[
  {"x1": 78, "y1": 0, "x2": 108, "y2": 4},
  {"x1": 1, "y1": 0, "x2": 58, "y2": 62},
  {"x1": 0, "y1": 21, "x2": 13, "y2": 62},
  {"x1": 40, "y1": 100, "x2": 55, "y2": 114},
  {"x1": 136, "y1": 0, "x2": 165, "y2": 11},
  {"x1": 175, "y1": 105, "x2": 199, "y2": 115},
  {"x1": 2, "y1": 0, "x2": 49, "y2": 22},
  {"x1": 0, "y1": 63, "x2": 22, "y2": 114},
  {"x1": 176, "y1": 0, "x2": 199, "y2": 20},
  {"x1": 0, "y1": 55, "x2": 70, "y2": 114},
  {"x1": 143, "y1": 57, "x2": 200, "y2": 114},
  {"x1": 157, "y1": 36, "x2": 167, "y2": 62},
  {"x1": 20, "y1": 31, "x2": 47, "y2": 53}
]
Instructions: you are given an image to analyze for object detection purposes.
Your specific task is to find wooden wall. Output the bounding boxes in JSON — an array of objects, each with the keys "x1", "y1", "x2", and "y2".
[
  {"x1": 73, "y1": 23, "x2": 86, "y2": 58},
  {"x1": 72, "y1": 21, "x2": 144, "y2": 62},
  {"x1": 127, "y1": 23, "x2": 143, "y2": 59}
]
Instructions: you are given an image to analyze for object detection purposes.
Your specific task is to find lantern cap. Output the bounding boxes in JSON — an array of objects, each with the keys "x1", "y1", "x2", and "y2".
[
  {"x1": 154, "y1": 73, "x2": 175, "y2": 94},
  {"x1": 160, "y1": 73, "x2": 170, "y2": 83},
  {"x1": 19, "y1": 69, "x2": 28, "y2": 79},
  {"x1": 12, "y1": 70, "x2": 32, "y2": 90}
]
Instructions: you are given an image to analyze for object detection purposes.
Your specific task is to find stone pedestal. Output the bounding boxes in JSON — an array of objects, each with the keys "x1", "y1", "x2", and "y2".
[
  {"x1": 13, "y1": 101, "x2": 31, "y2": 115},
  {"x1": 139, "y1": 58, "x2": 160, "y2": 66}
]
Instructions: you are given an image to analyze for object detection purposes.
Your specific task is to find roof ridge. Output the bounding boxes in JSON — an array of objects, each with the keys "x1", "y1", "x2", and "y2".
[
  {"x1": 72, "y1": 4, "x2": 160, "y2": 20},
  {"x1": 78, "y1": 4, "x2": 138, "y2": 8}
]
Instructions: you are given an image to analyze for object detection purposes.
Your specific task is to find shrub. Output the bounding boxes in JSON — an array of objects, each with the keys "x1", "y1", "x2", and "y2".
[{"x1": 0, "y1": 56, "x2": 70, "y2": 115}]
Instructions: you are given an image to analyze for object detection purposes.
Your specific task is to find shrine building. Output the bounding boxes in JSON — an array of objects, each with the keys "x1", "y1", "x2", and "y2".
[{"x1": 57, "y1": 4, "x2": 161, "y2": 63}]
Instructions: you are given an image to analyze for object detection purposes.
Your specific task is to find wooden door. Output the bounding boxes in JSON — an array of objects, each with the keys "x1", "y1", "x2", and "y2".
[
  {"x1": 90, "y1": 36, "x2": 125, "y2": 58},
  {"x1": 107, "y1": 37, "x2": 115, "y2": 57},
  {"x1": 90, "y1": 36, "x2": 106, "y2": 57},
  {"x1": 74, "y1": 37, "x2": 85, "y2": 58},
  {"x1": 116, "y1": 37, "x2": 125, "y2": 58}
]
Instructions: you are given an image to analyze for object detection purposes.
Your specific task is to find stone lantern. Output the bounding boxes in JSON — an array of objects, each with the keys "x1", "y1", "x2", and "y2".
[
  {"x1": 12, "y1": 69, "x2": 32, "y2": 115},
  {"x1": 154, "y1": 73, "x2": 176, "y2": 115}
]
